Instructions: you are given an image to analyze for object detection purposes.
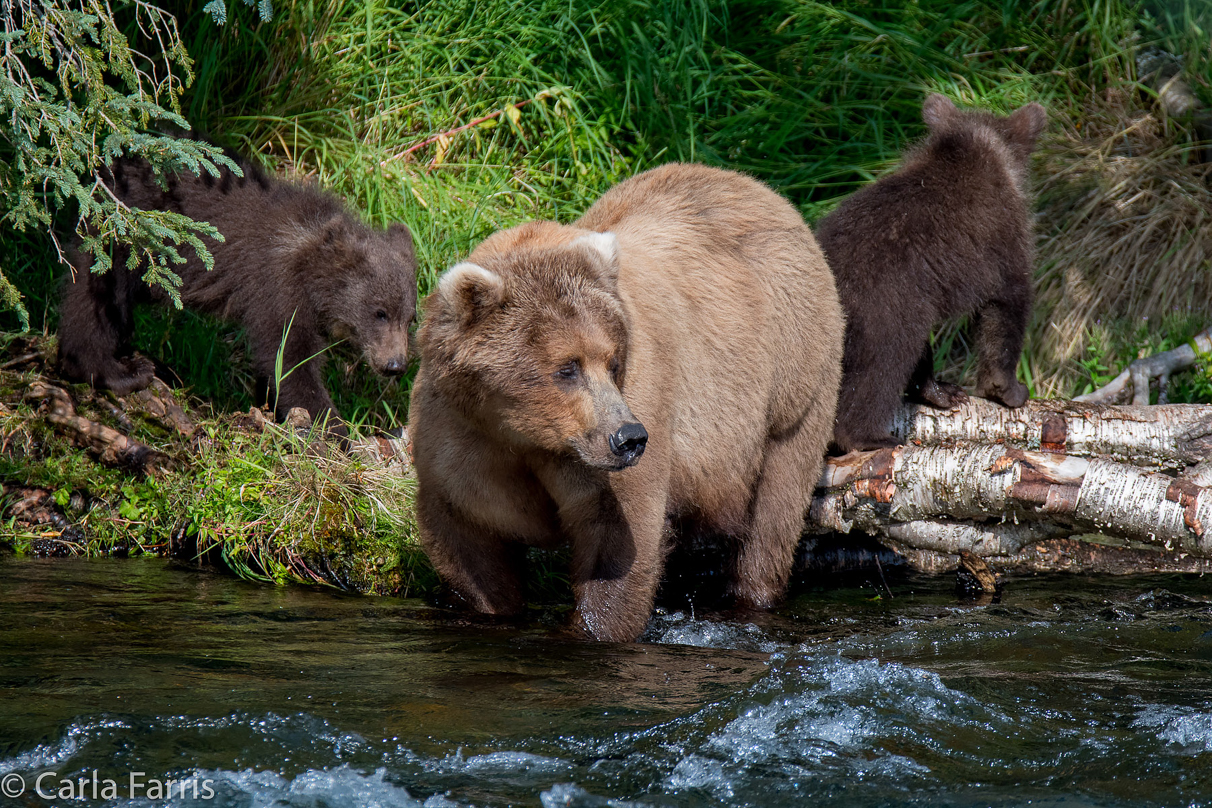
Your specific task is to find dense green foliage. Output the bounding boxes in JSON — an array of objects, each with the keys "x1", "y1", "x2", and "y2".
[
  {"x1": 6, "y1": 0, "x2": 1212, "y2": 417},
  {"x1": 0, "y1": 0, "x2": 248, "y2": 326}
]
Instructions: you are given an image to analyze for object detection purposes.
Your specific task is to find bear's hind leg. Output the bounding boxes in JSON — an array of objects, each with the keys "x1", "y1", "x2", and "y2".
[
  {"x1": 730, "y1": 420, "x2": 825, "y2": 609},
  {"x1": 906, "y1": 343, "x2": 968, "y2": 409},
  {"x1": 832, "y1": 332, "x2": 925, "y2": 453},
  {"x1": 973, "y1": 276, "x2": 1031, "y2": 408},
  {"x1": 56, "y1": 256, "x2": 154, "y2": 395}
]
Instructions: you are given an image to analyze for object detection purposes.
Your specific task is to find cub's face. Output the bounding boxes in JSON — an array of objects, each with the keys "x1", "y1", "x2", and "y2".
[
  {"x1": 318, "y1": 221, "x2": 418, "y2": 376},
  {"x1": 422, "y1": 229, "x2": 647, "y2": 471}
]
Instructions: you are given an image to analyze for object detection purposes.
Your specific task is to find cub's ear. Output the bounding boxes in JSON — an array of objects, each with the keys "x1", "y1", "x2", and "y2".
[
  {"x1": 922, "y1": 94, "x2": 958, "y2": 129},
  {"x1": 437, "y1": 262, "x2": 504, "y2": 326},
  {"x1": 572, "y1": 231, "x2": 620, "y2": 285},
  {"x1": 317, "y1": 215, "x2": 355, "y2": 249},
  {"x1": 280, "y1": 215, "x2": 360, "y2": 280},
  {"x1": 1007, "y1": 102, "x2": 1047, "y2": 147},
  {"x1": 386, "y1": 222, "x2": 417, "y2": 269},
  {"x1": 387, "y1": 222, "x2": 414, "y2": 249}
]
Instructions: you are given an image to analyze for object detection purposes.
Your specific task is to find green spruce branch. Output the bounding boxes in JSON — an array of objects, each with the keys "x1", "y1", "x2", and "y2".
[{"x1": 0, "y1": 0, "x2": 271, "y2": 328}]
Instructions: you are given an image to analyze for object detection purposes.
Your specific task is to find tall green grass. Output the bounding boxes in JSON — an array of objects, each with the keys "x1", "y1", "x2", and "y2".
[{"x1": 5, "y1": 0, "x2": 1209, "y2": 418}]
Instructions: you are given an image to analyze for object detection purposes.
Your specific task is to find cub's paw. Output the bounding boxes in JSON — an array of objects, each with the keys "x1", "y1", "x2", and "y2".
[
  {"x1": 829, "y1": 434, "x2": 901, "y2": 455},
  {"x1": 105, "y1": 355, "x2": 155, "y2": 397},
  {"x1": 978, "y1": 379, "x2": 1029, "y2": 409},
  {"x1": 910, "y1": 378, "x2": 969, "y2": 410}
]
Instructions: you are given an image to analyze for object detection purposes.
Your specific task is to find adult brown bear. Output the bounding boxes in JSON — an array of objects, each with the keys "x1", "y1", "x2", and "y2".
[
  {"x1": 818, "y1": 94, "x2": 1046, "y2": 453},
  {"x1": 409, "y1": 163, "x2": 844, "y2": 642},
  {"x1": 57, "y1": 153, "x2": 417, "y2": 431}
]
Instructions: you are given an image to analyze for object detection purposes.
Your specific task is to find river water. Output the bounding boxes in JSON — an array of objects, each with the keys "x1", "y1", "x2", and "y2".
[{"x1": 1, "y1": 558, "x2": 1210, "y2": 807}]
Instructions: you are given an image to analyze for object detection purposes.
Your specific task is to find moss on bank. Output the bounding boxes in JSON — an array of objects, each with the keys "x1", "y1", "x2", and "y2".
[{"x1": 0, "y1": 335, "x2": 432, "y2": 596}]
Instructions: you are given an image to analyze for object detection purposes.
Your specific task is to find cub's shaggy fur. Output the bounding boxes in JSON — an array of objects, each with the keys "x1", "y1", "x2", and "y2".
[
  {"x1": 410, "y1": 163, "x2": 844, "y2": 642},
  {"x1": 818, "y1": 94, "x2": 1046, "y2": 453},
  {"x1": 57, "y1": 153, "x2": 418, "y2": 427}
]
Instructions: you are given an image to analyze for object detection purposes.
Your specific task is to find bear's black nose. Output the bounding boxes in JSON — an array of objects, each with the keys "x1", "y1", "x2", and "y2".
[
  {"x1": 383, "y1": 359, "x2": 407, "y2": 375},
  {"x1": 609, "y1": 422, "x2": 648, "y2": 465}
]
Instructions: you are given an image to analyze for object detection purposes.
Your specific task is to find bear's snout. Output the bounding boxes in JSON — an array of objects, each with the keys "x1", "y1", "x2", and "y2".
[
  {"x1": 608, "y1": 421, "x2": 648, "y2": 467},
  {"x1": 381, "y1": 357, "x2": 408, "y2": 375}
]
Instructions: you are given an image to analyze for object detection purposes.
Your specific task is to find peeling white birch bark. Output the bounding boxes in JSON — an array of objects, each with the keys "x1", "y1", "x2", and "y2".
[
  {"x1": 887, "y1": 397, "x2": 1212, "y2": 469},
  {"x1": 813, "y1": 443, "x2": 1212, "y2": 562}
]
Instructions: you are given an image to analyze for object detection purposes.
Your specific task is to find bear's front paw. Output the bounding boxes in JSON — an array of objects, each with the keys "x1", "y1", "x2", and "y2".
[
  {"x1": 978, "y1": 379, "x2": 1029, "y2": 408},
  {"x1": 106, "y1": 355, "x2": 156, "y2": 397},
  {"x1": 828, "y1": 433, "x2": 901, "y2": 456},
  {"x1": 909, "y1": 378, "x2": 969, "y2": 410}
]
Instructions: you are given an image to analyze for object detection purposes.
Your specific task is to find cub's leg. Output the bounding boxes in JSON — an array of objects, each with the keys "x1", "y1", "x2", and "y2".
[
  {"x1": 566, "y1": 482, "x2": 668, "y2": 643},
  {"x1": 416, "y1": 490, "x2": 527, "y2": 615},
  {"x1": 906, "y1": 343, "x2": 968, "y2": 409},
  {"x1": 56, "y1": 254, "x2": 154, "y2": 395},
  {"x1": 973, "y1": 273, "x2": 1031, "y2": 408},
  {"x1": 833, "y1": 314, "x2": 931, "y2": 453},
  {"x1": 245, "y1": 307, "x2": 342, "y2": 430},
  {"x1": 730, "y1": 417, "x2": 827, "y2": 609}
]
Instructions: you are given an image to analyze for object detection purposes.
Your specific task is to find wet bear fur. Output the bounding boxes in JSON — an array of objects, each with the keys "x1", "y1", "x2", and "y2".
[
  {"x1": 409, "y1": 163, "x2": 845, "y2": 642},
  {"x1": 817, "y1": 94, "x2": 1046, "y2": 453},
  {"x1": 56, "y1": 152, "x2": 418, "y2": 429}
]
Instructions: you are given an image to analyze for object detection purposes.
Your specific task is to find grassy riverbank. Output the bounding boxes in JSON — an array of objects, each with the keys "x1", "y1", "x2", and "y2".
[
  {"x1": 3, "y1": 0, "x2": 1212, "y2": 582},
  {"x1": 0, "y1": 335, "x2": 430, "y2": 593}
]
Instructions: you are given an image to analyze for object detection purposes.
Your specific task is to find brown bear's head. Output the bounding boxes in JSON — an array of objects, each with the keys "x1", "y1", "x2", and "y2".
[
  {"x1": 921, "y1": 94, "x2": 1046, "y2": 187},
  {"x1": 420, "y1": 223, "x2": 648, "y2": 471},
  {"x1": 304, "y1": 217, "x2": 418, "y2": 376}
]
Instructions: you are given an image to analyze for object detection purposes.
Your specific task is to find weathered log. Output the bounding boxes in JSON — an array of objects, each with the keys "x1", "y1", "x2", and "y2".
[
  {"x1": 889, "y1": 397, "x2": 1212, "y2": 469},
  {"x1": 813, "y1": 443, "x2": 1212, "y2": 561},
  {"x1": 25, "y1": 382, "x2": 173, "y2": 474},
  {"x1": 129, "y1": 378, "x2": 196, "y2": 436},
  {"x1": 1076, "y1": 326, "x2": 1212, "y2": 405},
  {"x1": 889, "y1": 536, "x2": 1212, "y2": 575}
]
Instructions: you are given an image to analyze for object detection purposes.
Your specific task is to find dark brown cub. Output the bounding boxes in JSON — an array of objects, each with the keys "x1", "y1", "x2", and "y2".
[
  {"x1": 818, "y1": 94, "x2": 1046, "y2": 453},
  {"x1": 56, "y1": 150, "x2": 418, "y2": 432}
]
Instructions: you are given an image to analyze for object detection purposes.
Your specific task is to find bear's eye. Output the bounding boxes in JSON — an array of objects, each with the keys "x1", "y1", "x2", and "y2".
[
  {"x1": 555, "y1": 360, "x2": 580, "y2": 382},
  {"x1": 608, "y1": 356, "x2": 621, "y2": 378},
  {"x1": 375, "y1": 309, "x2": 389, "y2": 321}
]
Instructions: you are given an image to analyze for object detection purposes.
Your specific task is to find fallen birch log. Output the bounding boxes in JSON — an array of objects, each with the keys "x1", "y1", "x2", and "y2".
[
  {"x1": 812, "y1": 442, "x2": 1212, "y2": 563},
  {"x1": 889, "y1": 397, "x2": 1212, "y2": 469},
  {"x1": 886, "y1": 535, "x2": 1212, "y2": 575}
]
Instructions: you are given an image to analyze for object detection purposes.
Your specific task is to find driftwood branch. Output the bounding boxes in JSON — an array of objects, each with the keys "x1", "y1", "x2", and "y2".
[
  {"x1": 1077, "y1": 327, "x2": 1212, "y2": 405},
  {"x1": 888, "y1": 536, "x2": 1212, "y2": 575},
  {"x1": 25, "y1": 382, "x2": 173, "y2": 474},
  {"x1": 816, "y1": 443, "x2": 1212, "y2": 552}
]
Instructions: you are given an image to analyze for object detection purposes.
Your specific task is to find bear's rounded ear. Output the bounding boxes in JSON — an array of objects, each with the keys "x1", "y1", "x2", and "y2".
[
  {"x1": 387, "y1": 222, "x2": 414, "y2": 248},
  {"x1": 573, "y1": 231, "x2": 620, "y2": 284},
  {"x1": 318, "y1": 215, "x2": 354, "y2": 247},
  {"x1": 922, "y1": 94, "x2": 958, "y2": 129},
  {"x1": 1007, "y1": 102, "x2": 1047, "y2": 147},
  {"x1": 437, "y1": 262, "x2": 504, "y2": 326}
]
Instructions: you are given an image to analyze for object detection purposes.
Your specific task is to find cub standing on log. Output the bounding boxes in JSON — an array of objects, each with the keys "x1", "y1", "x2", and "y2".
[
  {"x1": 818, "y1": 94, "x2": 1046, "y2": 453},
  {"x1": 57, "y1": 153, "x2": 418, "y2": 433},
  {"x1": 409, "y1": 163, "x2": 844, "y2": 643}
]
